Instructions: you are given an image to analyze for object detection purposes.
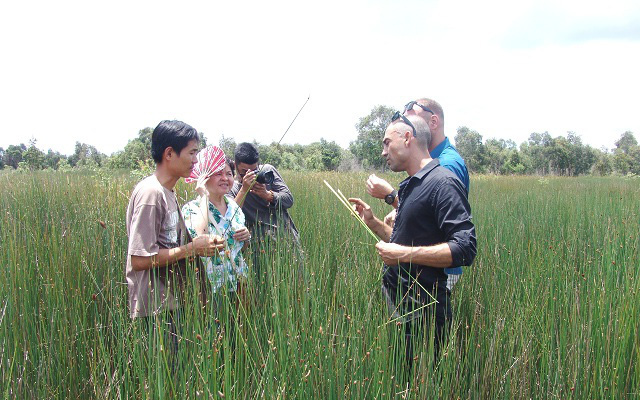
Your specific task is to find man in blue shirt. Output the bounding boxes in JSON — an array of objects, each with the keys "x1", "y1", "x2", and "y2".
[
  {"x1": 366, "y1": 98, "x2": 470, "y2": 290},
  {"x1": 351, "y1": 112, "x2": 476, "y2": 367}
]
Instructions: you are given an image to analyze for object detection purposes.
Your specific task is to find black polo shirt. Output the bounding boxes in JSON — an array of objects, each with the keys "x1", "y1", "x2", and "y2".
[{"x1": 384, "y1": 159, "x2": 476, "y2": 303}]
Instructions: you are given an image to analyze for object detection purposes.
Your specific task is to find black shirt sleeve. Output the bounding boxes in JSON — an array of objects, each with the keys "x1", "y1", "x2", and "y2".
[{"x1": 432, "y1": 176, "x2": 477, "y2": 267}]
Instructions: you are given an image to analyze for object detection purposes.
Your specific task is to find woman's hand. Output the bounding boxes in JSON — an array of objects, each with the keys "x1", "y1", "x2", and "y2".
[
  {"x1": 232, "y1": 227, "x2": 252, "y2": 242},
  {"x1": 195, "y1": 175, "x2": 210, "y2": 198}
]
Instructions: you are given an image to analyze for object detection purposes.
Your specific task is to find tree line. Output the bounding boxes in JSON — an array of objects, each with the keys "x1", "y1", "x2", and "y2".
[{"x1": 1, "y1": 106, "x2": 638, "y2": 176}]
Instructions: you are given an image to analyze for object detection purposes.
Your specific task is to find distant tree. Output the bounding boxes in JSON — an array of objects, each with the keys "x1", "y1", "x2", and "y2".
[
  {"x1": 520, "y1": 132, "x2": 552, "y2": 174},
  {"x1": 565, "y1": 132, "x2": 598, "y2": 176},
  {"x1": 318, "y1": 138, "x2": 342, "y2": 171},
  {"x1": 68, "y1": 142, "x2": 105, "y2": 167},
  {"x1": 614, "y1": 131, "x2": 637, "y2": 153},
  {"x1": 592, "y1": 150, "x2": 613, "y2": 175},
  {"x1": 612, "y1": 131, "x2": 640, "y2": 175},
  {"x1": 349, "y1": 105, "x2": 394, "y2": 169},
  {"x1": 279, "y1": 151, "x2": 303, "y2": 171},
  {"x1": 23, "y1": 139, "x2": 46, "y2": 170},
  {"x1": 108, "y1": 139, "x2": 148, "y2": 169},
  {"x1": 257, "y1": 142, "x2": 283, "y2": 168},
  {"x1": 501, "y1": 150, "x2": 526, "y2": 174},
  {"x1": 219, "y1": 134, "x2": 237, "y2": 159},
  {"x1": 3, "y1": 143, "x2": 27, "y2": 169},
  {"x1": 136, "y1": 127, "x2": 153, "y2": 152},
  {"x1": 546, "y1": 137, "x2": 572, "y2": 175},
  {"x1": 484, "y1": 138, "x2": 516, "y2": 174},
  {"x1": 0, "y1": 147, "x2": 4, "y2": 169},
  {"x1": 44, "y1": 149, "x2": 66, "y2": 170},
  {"x1": 454, "y1": 126, "x2": 486, "y2": 173}
]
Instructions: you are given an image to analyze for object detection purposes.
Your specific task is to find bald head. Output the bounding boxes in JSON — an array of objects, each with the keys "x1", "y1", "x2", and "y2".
[
  {"x1": 385, "y1": 114, "x2": 431, "y2": 150},
  {"x1": 408, "y1": 114, "x2": 431, "y2": 150},
  {"x1": 404, "y1": 98, "x2": 445, "y2": 150}
]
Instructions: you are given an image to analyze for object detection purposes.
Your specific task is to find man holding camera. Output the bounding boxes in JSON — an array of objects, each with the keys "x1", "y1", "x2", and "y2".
[{"x1": 229, "y1": 142, "x2": 299, "y2": 242}]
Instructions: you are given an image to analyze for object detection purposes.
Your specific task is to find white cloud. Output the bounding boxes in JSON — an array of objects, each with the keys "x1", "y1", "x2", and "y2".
[{"x1": 0, "y1": 0, "x2": 638, "y2": 155}]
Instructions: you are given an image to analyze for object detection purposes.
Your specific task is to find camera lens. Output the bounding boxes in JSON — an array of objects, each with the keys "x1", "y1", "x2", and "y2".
[{"x1": 256, "y1": 170, "x2": 274, "y2": 185}]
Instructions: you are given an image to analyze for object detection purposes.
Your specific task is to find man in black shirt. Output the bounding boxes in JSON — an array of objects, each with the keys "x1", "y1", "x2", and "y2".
[{"x1": 350, "y1": 112, "x2": 476, "y2": 366}]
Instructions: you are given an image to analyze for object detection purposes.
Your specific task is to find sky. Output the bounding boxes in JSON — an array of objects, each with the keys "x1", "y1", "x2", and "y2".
[{"x1": 1, "y1": 0, "x2": 639, "y2": 156}]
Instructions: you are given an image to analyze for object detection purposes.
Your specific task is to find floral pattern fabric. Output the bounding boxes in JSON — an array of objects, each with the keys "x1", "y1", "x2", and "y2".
[{"x1": 182, "y1": 196, "x2": 248, "y2": 293}]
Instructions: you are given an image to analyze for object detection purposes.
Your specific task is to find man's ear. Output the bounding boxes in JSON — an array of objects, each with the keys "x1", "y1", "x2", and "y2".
[
  {"x1": 404, "y1": 131, "x2": 412, "y2": 146},
  {"x1": 429, "y1": 114, "x2": 439, "y2": 130},
  {"x1": 163, "y1": 146, "x2": 174, "y2": 161}
]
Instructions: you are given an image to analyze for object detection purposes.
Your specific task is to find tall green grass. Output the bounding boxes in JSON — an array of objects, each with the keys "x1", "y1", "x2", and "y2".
[{"x1": 1, "y1": 170, "x2": 638, "y2": 398}]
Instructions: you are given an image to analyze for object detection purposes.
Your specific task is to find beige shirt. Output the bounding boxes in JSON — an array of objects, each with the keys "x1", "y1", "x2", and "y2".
[{"x1": 125, "y1": 175, "x2": 187, "y2": 318}]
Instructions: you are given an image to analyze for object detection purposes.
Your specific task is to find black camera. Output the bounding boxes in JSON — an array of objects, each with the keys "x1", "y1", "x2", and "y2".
[{"x1": 256, "y1": 169, "x2": 275, "y2": 185}]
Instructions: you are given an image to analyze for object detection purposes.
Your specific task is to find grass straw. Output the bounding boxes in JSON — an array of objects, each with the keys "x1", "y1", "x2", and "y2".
[{"x1": 323, "y1": 180, "x2": 378, "y2": 243}]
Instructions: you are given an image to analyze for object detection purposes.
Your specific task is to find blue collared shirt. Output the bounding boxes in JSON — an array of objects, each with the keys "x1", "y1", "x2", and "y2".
[
  {"x1": 431, "y1": 137, "x2": 469, "y2": 195},
  {"x1": 431, "y1": 137, "x2": 470, "y2": 276}
]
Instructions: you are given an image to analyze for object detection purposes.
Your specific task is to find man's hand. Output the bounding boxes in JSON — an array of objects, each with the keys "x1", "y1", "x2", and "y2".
[
  {"x1": 232, "y1": 227, "x2": 251, "y2": 242},
  {"x1": 366, "y1": 174, "x2": 394, "y2": 199},
  {"x1": 383, "y1": 209, "x2": 397, "y2": 227},
  {"x1": 241, "y1": 170, "x2": 258, "y2": 192},
  {"x1": 375, "y1": 241, "x2": 410, "y2": 265},
  {"x1": 251, "y1": 183, "x2": 274, "y2": 203},
  {"x1": 191, "y1": 235, "x2": 225, "y2": 257},
  {"x1": 347, "y1": 197, "x2": 376, "y2": 226}
]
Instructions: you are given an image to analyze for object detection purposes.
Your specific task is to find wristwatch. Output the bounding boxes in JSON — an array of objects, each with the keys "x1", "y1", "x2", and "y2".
[{"x1": 384, "y1": 189, "x2": 397, "y2": 205}]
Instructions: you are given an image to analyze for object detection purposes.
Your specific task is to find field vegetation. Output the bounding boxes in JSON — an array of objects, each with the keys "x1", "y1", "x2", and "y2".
[{"x1": 1, "y1": 170, "x2": 638, "y2": 398}]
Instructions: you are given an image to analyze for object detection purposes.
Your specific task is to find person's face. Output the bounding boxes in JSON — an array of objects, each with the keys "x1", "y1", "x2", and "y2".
[
  {"x1": 236, "y1": 162, "x2": 259, "y2": 178},
  {"x1": 381, "y1": 125, "x2": 410, "y2": 172},
  {"x1": 169, "y1": 139, "x2": 199, "y2": 178},
  {"x1": 206, "y1": 163, "x2": 235, "y2": 196}
]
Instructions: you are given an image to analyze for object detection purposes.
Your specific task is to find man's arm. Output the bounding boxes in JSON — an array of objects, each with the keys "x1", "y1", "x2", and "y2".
[
  {"x1": 366, "y1": 174, "x2": 398, "y2": 209},
  {"x1": 130, "y1": 237, "x2": 221, "y2": 271},
  {"x1": 231, "y1": 170, "x2": 257, "y2": 207},
  {"x1": 128, "y1": 200, "x2": 223, "y2": 272},
  {"x1": 265, "y1": 166, "x2": 293, "y2": 208},
  {"x1": 375, "y1": 177, "x2": 476, "y2": 268},
  {"x1": 375, "y1": 242, "x2": 453, "y2": 267}
]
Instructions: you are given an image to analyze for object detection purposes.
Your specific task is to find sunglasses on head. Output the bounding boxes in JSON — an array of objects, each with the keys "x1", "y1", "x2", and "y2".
[
  {"x1": 404, "y1": 100, "x2": 435, "y2": 115},
  {"x1": 391, "y1": 111, "x2": 417, "y2": 137}
]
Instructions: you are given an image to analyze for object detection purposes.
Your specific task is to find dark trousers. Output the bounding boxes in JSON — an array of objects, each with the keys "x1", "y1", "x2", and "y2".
[
  {"x1": 385, "y1": 283, "x2": 451, "y2": 370},
  {"x1": 139, "y1": 309, "x2": 181, "y2": 373}
]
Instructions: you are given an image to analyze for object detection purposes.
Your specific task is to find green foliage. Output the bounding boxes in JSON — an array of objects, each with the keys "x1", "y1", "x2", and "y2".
[
  {"x1": 613, "y1": 131, "x2": 640, "y2": 175},
  {"x1": 2, "y1": 124, "x2": 638, "y2": 177},
  {"x1": 349, "y1": 105, "x2": 394, "y2": 170},
  {"x1": 218, "y1": 134, "x2": 237, "y2": 158},
  {"x1": 455, "y1": 126, "x2": 487, "y2": 173},
  {"x1": 68, "y1": 142, "x2": 105, "y2": 167},
  {"x1": 592, "y1": 151, "x2": 613, "y2": 175},
  {"x1": 2, "y1": 143, "x2": 26, "y2": 169},
  {"x1": 22, "y1": 140, "x2": 46, "y2": 170},
  {"x1": 2, "y1": 172, "x2": 640, "y2": 398}
]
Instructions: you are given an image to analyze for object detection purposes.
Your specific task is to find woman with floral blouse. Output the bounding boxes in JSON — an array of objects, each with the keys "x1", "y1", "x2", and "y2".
[{"x1": 182, "y1": 146, "x2": 251, "y2": 296}]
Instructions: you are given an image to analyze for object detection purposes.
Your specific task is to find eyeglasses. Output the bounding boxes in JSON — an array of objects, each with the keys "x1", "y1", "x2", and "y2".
[
  {"x1": 404, "y1": 100, "x2": 435, "y2": 115},
  {"x1": 391, "y1": 111, "x2": 416, "y2": 137}
]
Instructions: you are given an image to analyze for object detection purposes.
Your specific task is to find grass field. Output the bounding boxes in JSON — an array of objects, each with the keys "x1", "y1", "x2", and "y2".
[{"x1": 1, "y1": 170, "x2": 638, "y2": 399}]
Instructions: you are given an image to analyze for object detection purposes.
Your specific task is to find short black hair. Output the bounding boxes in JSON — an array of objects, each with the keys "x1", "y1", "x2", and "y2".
[
  {"x1": 234, "y1": 142, "x2": 259, "y2": 165},
  {"x1": 226, "y1": 157, "x2": 235, "y2": 176},
  {"x1": 151, "y1": 120, "x2": 199, "y2": 164}
]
